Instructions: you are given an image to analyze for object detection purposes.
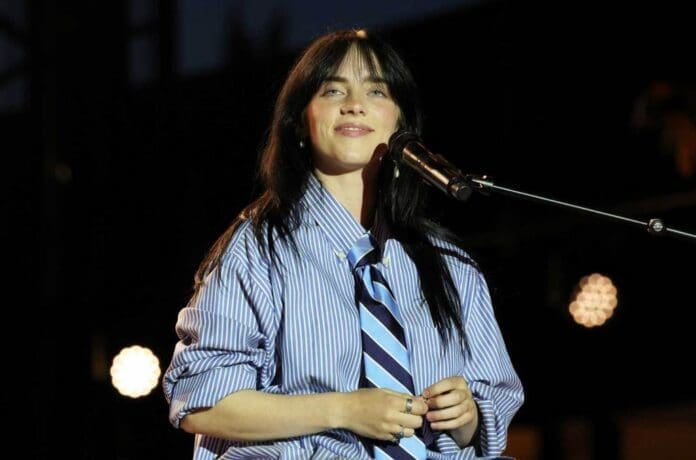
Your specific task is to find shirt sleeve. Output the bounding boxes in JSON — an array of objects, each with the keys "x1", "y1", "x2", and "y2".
[
  {"x1": 460, "y1": 266, "x2": 525, "y2": 456},
  {"x1": 161, "y1": 224, "x2": 279, "y2": 428}
]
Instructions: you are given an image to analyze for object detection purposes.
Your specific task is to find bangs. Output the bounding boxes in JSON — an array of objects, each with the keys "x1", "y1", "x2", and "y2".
[
  {"x1": 334, "y1": 42, "x2": 383, "y2": 79},
  {"x1": 316, "y1": 40, "x2": 387, "y2": 87}
]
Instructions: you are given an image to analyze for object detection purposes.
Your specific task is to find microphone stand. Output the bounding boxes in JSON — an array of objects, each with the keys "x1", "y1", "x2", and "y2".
[{"x1": 458, "y1": 175, "x2": 696, "y2": 243}]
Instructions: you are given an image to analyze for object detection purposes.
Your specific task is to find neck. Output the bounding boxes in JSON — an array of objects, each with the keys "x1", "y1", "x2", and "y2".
[{"x1": 313, "y1": 167, "x2": 378, "y2": 228}]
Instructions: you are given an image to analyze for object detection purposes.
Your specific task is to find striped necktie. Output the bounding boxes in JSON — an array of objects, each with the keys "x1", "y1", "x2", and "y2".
[{"x1": 347, "y1": 232, "x2": 432, "y2": 460}]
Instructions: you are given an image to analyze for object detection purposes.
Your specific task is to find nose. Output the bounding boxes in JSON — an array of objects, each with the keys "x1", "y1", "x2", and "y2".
[{"x1": 340, "y1": 94, "x2": 365, "y2": 115}]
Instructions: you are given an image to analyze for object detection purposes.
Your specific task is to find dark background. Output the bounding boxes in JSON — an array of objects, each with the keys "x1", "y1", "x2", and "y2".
[{"x1": 4, "y1": 0, "x2": 695, "y2": 458}]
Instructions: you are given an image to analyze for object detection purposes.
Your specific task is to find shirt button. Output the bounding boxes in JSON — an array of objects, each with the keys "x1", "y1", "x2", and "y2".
[
  {"x1": 334, "y1": 250, "x2": 346, "y2": 260},
  {"x1": 382, "y1": 256, "x2": 390, "y2": 266}
]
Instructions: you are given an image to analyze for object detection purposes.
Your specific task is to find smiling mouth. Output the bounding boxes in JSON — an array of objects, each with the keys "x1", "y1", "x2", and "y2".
[{"x1": 335, "y1": 124, "x2": 374, "y2": 136}]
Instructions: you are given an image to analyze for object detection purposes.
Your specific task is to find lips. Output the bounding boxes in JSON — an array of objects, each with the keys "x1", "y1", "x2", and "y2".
[{"x1": 334, "y1": 123, "x2": 374, "y2": 136}]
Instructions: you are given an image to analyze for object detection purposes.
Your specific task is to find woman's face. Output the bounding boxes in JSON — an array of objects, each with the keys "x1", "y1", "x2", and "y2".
[{"x1": 305, "y1": 48, "x2": 401, "y2": 174}]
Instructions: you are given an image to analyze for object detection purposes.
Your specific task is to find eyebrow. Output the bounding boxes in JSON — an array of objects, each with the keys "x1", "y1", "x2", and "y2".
[{"x1": 323, "y1": 76, "x2": 388, "y2": 84}]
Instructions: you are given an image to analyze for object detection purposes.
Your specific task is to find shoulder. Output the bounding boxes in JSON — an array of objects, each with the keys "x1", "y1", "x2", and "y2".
[
  {"x1": 219, "y1": 218, "x2": 268, "y2": 269},
  {"x1": 428, "y1": 234, "x2": 481, "y2": 275},
  {"x1": 220, "y1": 215, "x2": 301, "y2": 269}
]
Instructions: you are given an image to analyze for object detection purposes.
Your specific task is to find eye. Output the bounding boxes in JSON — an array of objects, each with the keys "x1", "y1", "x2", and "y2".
[
  {"x1": 368, "y1": 87, "x2": 389, "y2": 97},
  {"x1": 321, "y1": 87, "x2": 344, "y2": 97}
]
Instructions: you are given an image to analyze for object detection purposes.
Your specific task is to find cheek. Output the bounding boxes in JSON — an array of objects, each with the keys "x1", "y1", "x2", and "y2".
[
  {"x1": 377, "y1": 106, "x2": 401, "y2": 137},
  {"x1": 307, "y1": 105, "x2": 333, "y2": 137},
  {"x1": 379, "y1": 104, "x2": 401, "y2": 129}
]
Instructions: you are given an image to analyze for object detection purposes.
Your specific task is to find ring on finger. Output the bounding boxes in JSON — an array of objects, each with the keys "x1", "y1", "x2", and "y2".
[
  {"x1": 405, "y1": 398, "x2": 413, "y2": 414},
  {"x1": 393, "y1": 425, "x2": 405, "y2": 442}
]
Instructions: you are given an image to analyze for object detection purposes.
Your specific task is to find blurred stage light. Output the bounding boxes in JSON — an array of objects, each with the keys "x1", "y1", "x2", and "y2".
[
  {"x1": 54, "y1": 162, "x2": 73, "y2": 184},
  {"x1": 569, "y1": 273, "x2": 618, "y2": 328},
  {"x1": 110, "y1": 345, "x2": 161, "y2": 398}
]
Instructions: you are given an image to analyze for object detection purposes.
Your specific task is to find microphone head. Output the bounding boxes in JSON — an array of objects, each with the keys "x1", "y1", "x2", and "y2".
[{"x1": 388, "y1": 131, "x2": 421, "y2": 161}]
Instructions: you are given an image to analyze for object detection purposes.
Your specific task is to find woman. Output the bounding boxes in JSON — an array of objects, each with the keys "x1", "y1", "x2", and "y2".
[{"x1": 163, "y1": 29, "x2": 523, "y2": 459}]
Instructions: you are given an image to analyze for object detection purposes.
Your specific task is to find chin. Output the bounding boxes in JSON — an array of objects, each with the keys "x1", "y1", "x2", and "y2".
[
  {"x1": 313, "y1": 149, "x2": 379, "y2": 174},
  {"x1": 343, "y1": 149, "x2": 380, "y2": 163}
]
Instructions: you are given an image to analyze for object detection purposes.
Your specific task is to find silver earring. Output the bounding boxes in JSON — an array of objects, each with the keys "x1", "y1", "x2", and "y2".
[
  {"x1": 393, "y1": 164, "x2": 400, "y2": 178},
  {"x1": 299, "y1": 139, "x2": 305, "y2": 149}
]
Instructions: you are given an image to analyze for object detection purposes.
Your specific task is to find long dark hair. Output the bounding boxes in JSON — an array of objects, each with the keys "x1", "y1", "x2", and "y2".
[{"x1": 195, "y1": 29, "x2": 471, "y2": 342}]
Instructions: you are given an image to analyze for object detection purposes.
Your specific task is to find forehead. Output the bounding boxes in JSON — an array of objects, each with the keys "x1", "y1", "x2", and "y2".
[{"x1": 332, "y1": 45, "x2": 384, "y2": 79}]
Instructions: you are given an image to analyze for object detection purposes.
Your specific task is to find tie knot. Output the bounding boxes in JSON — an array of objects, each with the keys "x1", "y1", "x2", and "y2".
[{"x1": 346, "y1": 233, "x2": 380, "y2": 270}]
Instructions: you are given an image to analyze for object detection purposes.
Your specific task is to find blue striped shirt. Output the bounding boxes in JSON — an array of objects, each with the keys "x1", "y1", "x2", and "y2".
[{"x1": 163, "y1": 174, "x2": 524, "y2": 459}]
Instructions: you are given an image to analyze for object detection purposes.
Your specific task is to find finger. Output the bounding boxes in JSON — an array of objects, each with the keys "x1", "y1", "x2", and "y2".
[
  {"x1": 430, "y1": 412, "x2": 476, "y2": 431},
  {"x1": 423, "y1": 376, "x2": 467, "y2": 399},
  {"x1": 427, "y1": 389, "x2": 469, "y2": 410},
  {"x1": 384, "y1": 394, "x2": 428, "y2": 416},
  {"x1": 387, "y1": 424, "x2": 416, "y2": 442},
  {"x1": 427, "y1": 400, "x2": 473, "y2": 424},
  {"x1": 395, "y1": 426, "x2": 416, "y2": 438},
  {"x1": 394, "y1": 413, "x2": 425, "y2": 430},
  {"x1": 378, "y1": 421, "x2": 397, "y2": 442},
  {"x1": 385, "y1": 393, "x2": 416, "y2": 413},
  {"x1": 402, "y1": 397, "x2": 429, "y2": 415}
]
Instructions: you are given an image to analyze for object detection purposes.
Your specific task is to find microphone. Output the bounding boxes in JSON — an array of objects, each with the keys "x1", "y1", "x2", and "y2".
[{"x1": 388, "y1": 131, "x2": 473, "y2": 201}]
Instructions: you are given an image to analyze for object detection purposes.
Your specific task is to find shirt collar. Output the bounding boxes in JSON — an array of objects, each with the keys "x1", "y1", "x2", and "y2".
[{"x1": 301, "y1": 173, "x2": 371, "y2": 259}]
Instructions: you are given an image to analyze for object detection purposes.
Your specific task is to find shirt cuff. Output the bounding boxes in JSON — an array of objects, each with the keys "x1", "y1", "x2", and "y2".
[{"x1": 168, "y1": 363, "x2": 257, "y2": 428}]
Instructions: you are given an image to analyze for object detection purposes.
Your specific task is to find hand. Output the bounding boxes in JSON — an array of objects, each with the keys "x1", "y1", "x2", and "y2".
[
  {"x1": 338, "y1": 388, "x2": 428, "y2": 442},
  {"x1": 422, "y1": 376, "x2": 478, "y2": 445}
]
